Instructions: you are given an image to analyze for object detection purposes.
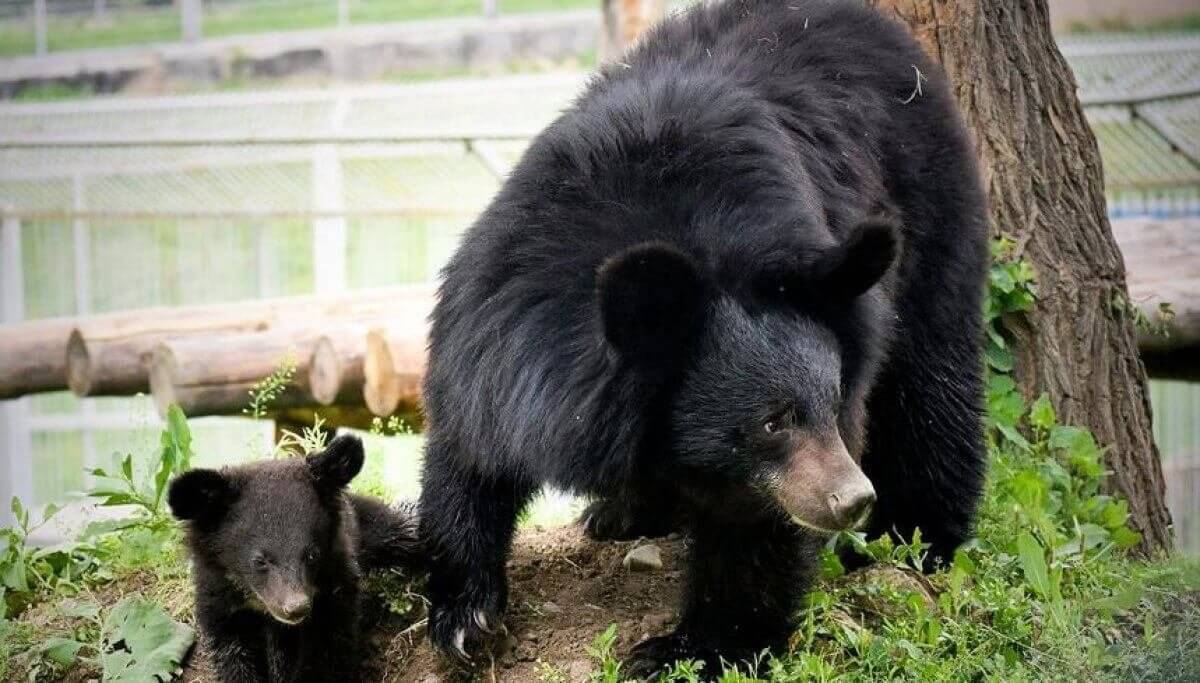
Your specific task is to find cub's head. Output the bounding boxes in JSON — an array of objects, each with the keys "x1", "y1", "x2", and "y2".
[
  {"x1": 168, "y1": 434, "x2": 365, "y2": 624},
  {"x1": 597, "y1": 221, "x2": 896, "y2": 532}
]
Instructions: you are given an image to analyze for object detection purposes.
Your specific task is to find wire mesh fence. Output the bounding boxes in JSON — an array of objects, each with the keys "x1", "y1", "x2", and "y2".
[{"x1": 0, "y1": 0, "x2": 596, "y2": 57}]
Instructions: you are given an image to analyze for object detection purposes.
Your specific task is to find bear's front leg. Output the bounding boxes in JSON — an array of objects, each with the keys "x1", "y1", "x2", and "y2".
[
  {"x1": 624, "y1": 516, "x2": 821, "y2": 680},
  {"x1": 295, "y1": 585, "x2": 361, "y2": 681},
  {"x1": 199, "y1": 610, "x2": 269, "y2": 683},
  {"x1": 420, "y1": 448, "x2": 533, "y2": 665}
]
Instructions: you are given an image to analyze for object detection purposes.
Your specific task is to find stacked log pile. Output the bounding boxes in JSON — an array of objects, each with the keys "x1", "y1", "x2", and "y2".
[
  {"x1": 0, "y1": 284, "x2": 433, "y2": 428},
  {"x1": 0, "y1": 220, "x2": 1196, "y2": 427}
]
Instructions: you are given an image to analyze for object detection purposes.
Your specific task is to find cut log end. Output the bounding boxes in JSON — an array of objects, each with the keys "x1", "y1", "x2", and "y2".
[
  {"x1": 363, "y1": 328, "x2": 402, "y2": 417},
  {"x1": 65, "y1": 328, "x2": 92, "y2": 396},
  {"x1": 309, "y1": 335, "x2": 342, "y2": 406},
  {"x1": 148, "y1": 342, "x2": 180, "y2": 418}
]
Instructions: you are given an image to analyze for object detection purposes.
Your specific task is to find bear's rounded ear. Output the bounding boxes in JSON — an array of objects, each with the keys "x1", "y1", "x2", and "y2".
[
  {"x1": 809, "y1": 220, "x2": 898, "y2": 299},
  {"x1": 597, "y1": 242, "x2": 709, "y2": 366},
  {"x1": 307, "y1": 434, "x2": 364, "y2": 490},
  {"x1": 168, "y1": 469, "x2": 234, "y2": 523}
]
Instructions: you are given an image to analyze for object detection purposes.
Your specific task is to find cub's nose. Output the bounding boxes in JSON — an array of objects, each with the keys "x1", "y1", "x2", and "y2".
[
  {"x1": 829, "y1": 484, "x2": 876, "y2": 530},
  {"x1": 279, "y1": 597, "x2": 312, "y2": 623}
]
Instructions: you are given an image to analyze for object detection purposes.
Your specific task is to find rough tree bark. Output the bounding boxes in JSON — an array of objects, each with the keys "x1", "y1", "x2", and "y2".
[{"x1": 869, "y1": 0, "x2": 1172, "y2": 553}]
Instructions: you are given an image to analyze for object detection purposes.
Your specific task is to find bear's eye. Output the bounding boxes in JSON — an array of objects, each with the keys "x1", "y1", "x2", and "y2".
[
  {"x1": 305, "y1": 549, "x2": 320, "y2": 564},
  {"x1": 251, "y1": 555, "x2": 270, "y2": 572},
  {"x1": 764, "y1": 420, "x2": 778, "y2": 434}
]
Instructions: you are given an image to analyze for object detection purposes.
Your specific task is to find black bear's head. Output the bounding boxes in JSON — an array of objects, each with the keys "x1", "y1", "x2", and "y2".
[
  {"x1": 597, "y1": 221, "x2": 896, "y2": 532},
  {"x1": 168, "y1": 434, "x2": 365, "y2": 624}
]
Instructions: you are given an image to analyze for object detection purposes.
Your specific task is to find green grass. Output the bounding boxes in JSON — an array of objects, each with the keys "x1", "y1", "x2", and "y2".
[{"x1": 0, "y1": 0, "x2": 596, "y2": 57}]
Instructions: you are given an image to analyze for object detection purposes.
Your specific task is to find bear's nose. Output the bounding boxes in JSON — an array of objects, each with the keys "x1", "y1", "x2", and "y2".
[
  {"x1": 828, "y1": 485, "x2": 876, "y2": 529},
  {"x1": 279, "y1": 597, "x2": 311, "y2": 622}
]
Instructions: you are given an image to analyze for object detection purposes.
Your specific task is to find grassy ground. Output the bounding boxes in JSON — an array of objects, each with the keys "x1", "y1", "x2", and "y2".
[{"x1": 0, "y1": 0, "x2": 595, "y2": 57}]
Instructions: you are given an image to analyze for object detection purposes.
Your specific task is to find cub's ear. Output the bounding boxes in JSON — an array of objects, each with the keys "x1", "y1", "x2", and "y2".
[
  {"x1": 307, "y1": 434, "x2": 364, "y2": 490},
  {"x1": 168, "y1": 469, "x2": 235, "y2": 523},
  {"x1": 809, "y1": 220, "x2": 898, "y2": 299},
  {"x1": 597, "y1": 242, "x2": 708, "y2": 365}
]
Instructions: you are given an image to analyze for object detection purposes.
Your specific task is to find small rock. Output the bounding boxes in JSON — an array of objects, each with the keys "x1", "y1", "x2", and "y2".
[
  {"x1": 640, "y1": 611, "x2": 673, "y2": 632},
  {"x1": 623, "y1": 543, "x2": 663, "y2": 571},
  {"x1": 542, "y1": 601, "x2": 563, "y2": 614}
]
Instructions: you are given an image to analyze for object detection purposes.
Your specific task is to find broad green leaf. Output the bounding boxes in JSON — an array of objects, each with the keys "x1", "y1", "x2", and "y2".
[
  {"x1": 80, "y1": 518, "x2": 142, "y2": 539},
  {"x1": 1028, "y1": 394, "x2": 1056, "y2": 432},
  {"x1": 989, "y1": 267, "x2": 1015, "y2": 293},
  {"x1": 102, "y1": 596, "x2": 195, "y2": 682},
  {"x1": 994, "y1": 423, "x2": 1031, "y2": 452},
  {"x1": 2, "y1": 557, "x2": 29, "y2": 592},
  {"x1": 818, "y1": 549, "x2": 845, "y2": 580},
  {"x1": 42, "y1": 636, "x2": 85, "y2": 666},
  {"x1": 60, "y1": 599, "x2": 101, "y2": 620},
  {"x1": 1110, "y1": 526, "x2": 1141, "y2": 550},
  {"x1": 121, "y1": 455, "x2": 134, "y2": 482},
  {"x1": 1009, "y1": 470, "x2": 1045, "y2": 510},
  {"x1": 952, "y1": 549, "x2": 976, "y2": 576},
  {"x1": 1016, "y1": 532, "x2": 1052, "y2": 600},
  {"x1": 984, "y1": 344, "x2": 1013, "y2": 372}
]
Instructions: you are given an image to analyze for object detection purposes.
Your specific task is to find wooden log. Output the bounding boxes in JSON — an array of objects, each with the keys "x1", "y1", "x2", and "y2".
[
  {"x1": 308, "y1": 327, "x2": 368, "y2": 406},
  {"x1": 363, "y1": 329, "x2": 403, "y2": 417},
  {"x1": 65, "y1": 317, "x2": 267, "y2": 396},
  {"x1": 0, "y1": 318, "x2": 74, "y2": 399},
  {"x1": 361, "y1": 309, "x2": 428, "y2": 417},
  {"x1": 149, "y1": 329, "x2": 322, "y2": 418},
  {"x1": 0, "y1": 284, "x2": 432, "y2": 400},
  {"x1": 1112, "y1": 218, "x2": 1200, "y2": 378}
]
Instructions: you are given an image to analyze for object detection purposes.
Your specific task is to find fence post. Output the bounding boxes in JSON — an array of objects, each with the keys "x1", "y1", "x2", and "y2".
[
  {"x1": 482, "y1": 0, "x2": 498, "y2": 18},
  {"x1": 181, "y1": 0, "x2": 203, "y2": 43},
  {"x1": 33, "y1": 0, "x2": 47, "y2": 55},
  {"x1": 1, "y1": 211, "x2": 35, "y2": 525},
  {"x1": 311, "y1": 146, "x2": 347, "y2": 294}
]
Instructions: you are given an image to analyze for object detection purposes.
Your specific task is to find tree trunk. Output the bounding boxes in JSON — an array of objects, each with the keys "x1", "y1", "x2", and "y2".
[
  {"x1": 869, "y1": 0, "x2": 1172, "y2": 553},
  {"x1": 601, "y1": 0, "x2": 666, "y2": 60}
]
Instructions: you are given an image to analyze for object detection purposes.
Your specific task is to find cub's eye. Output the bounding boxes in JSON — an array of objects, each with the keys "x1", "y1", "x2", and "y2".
[
  {"x1": 305, "y1": 549, "x2": 320, "y2": 564},
  {"x1": 764, "y1": 420, "x2": 779, "y2": 434},
  {"x1": 251, "y1": 555, "x2": 270, "y2": 572}
]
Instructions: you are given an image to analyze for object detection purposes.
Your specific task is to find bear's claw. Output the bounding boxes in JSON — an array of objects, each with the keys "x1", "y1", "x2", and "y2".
[{"x1": 623, "y1": 633, "x2": 725, "y2": 681}]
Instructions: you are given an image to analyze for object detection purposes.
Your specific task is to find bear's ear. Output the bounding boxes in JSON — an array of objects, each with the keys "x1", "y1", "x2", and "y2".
[
  {"x1": 168, "y1": 469, "x2": 235, "y2": 523},
  {"x1": 307, "y1": 434, "x2": 364, "y2": 490},
  {"x1": 808, "y1": 220, "x2": 898, "y2": 299},
  {"x1": 597, "y1": 242, "x2": 709, "y2": 366}
]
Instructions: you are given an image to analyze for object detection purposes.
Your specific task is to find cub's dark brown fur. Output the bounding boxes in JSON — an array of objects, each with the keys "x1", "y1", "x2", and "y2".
[{"x1": 169, "y1": 435, "x2": 422, "y2": 682}]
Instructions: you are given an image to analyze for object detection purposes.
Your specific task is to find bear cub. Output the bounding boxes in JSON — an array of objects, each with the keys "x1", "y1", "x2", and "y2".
[{"x1": 168, "y1": 434, "x2": 422, "y2": 682}]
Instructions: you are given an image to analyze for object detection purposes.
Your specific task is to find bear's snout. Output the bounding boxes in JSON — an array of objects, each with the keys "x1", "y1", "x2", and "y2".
[
  {"x1": 827, "y1": 478, "x2": 876, "y2": 530},
  {"x1": 773, "y1": 431, "x2": 876, "y2": 533}
]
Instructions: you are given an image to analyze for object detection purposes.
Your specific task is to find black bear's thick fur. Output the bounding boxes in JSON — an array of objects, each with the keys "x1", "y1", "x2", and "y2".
[
  {"x1": 421, "y1": 0, "x2": 988, "y2": 675},
  {"x1": 168, "y1": 435, "x2": 423, "y2": 682}
]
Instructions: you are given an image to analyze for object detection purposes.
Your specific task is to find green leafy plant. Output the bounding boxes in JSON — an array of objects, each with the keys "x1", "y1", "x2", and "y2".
[{"x1": 32, "y1": 596, "x2": 193, "y2": 682}]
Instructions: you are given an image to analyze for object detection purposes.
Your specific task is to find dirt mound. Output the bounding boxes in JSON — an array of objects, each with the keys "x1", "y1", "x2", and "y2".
[{"x1": 186, "y1": 525, "x2": 686, "y2": 682}]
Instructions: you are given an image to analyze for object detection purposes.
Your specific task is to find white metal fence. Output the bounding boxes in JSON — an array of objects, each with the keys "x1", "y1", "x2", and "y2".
[{"x1": 1, "y1": 0, "x2": 568, "y2": 57}]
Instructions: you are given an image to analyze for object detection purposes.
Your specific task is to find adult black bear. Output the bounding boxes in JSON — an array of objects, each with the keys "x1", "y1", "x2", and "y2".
[
  {"x1": 168, "y1": 435, "x2": 423, "y2": 682},
  {"x1": 421, "y1": 0, "x2": 988, "y2": 675}
]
